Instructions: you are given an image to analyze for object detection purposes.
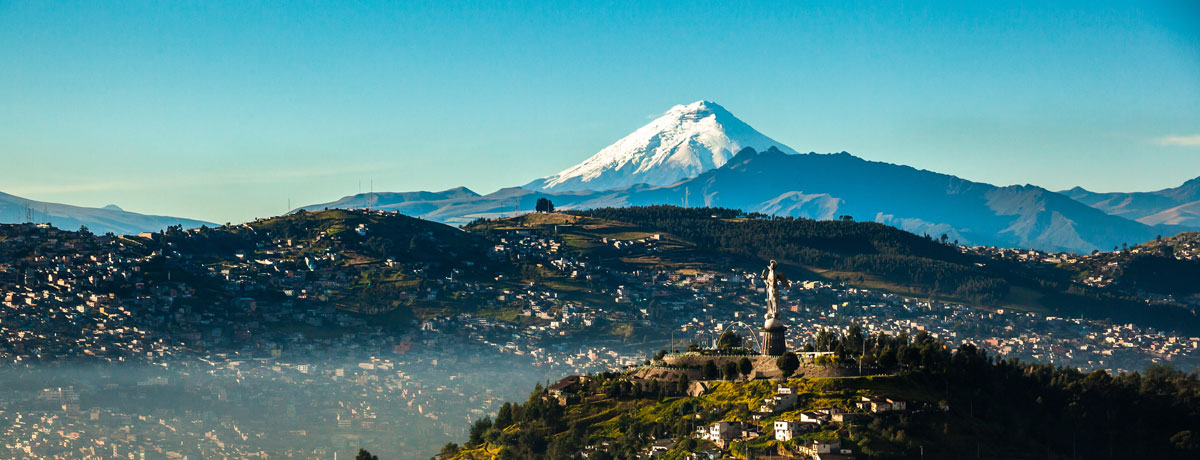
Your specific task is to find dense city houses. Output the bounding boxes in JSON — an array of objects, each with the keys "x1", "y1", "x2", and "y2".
[{"x1": 0, "y1": 214, "x2": 1198, "y2": 458}]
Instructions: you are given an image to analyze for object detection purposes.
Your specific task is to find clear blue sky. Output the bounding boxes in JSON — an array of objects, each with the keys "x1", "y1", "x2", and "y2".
[{"x1": 1, "y1": 0, "x2": 1198, "y2": 223}]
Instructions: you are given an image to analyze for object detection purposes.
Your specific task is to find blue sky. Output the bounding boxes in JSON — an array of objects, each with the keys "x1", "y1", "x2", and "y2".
[{"x1": 1, "y1": 0, "x2": 1198, "y2": 223}]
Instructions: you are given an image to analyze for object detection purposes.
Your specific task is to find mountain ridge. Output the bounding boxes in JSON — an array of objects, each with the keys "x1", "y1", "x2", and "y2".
[
  {"x1": 1062, "y1": 177, "x2": 1200, "y2": 227},
  {"x1": 297, "y1": 101, "x2": 1195, "y2": 253},
  {"x1": 0, "y1": 191, "x2": 213, "y2": 235},
  {"x1": 299, "y1": 148, "x2": 1190, "y2": 253}
]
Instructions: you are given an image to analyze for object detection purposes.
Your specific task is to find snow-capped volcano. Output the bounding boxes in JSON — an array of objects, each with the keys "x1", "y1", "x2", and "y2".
[{"x1": 526, "y1": 101, "x2": 798, "y2": 192}]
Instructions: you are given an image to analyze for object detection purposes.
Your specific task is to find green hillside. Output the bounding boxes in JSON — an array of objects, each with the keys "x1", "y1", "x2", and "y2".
[{"x1": 444, "y1": 341, "x2": 1200, "y2": 459}]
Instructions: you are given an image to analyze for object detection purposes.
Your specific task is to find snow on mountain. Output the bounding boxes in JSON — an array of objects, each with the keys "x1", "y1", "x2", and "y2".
[{"x1": 525, "y1": 100, "x2": 798, "y2": 192}]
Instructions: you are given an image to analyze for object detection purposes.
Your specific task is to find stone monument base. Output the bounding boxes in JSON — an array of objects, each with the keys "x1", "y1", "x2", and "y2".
[{"x1": 760, "y1": 324, "x2": 787, "y2": 356}]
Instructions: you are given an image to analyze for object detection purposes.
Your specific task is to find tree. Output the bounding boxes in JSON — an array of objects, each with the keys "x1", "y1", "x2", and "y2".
[
  {"x1": 777, "y1": 352, "x2": 800, "y2": 377},
  {"x1": 846, "y1": 323, "x2": 864, "y2": 356},
  {"x1": 355, "y1": 449, "x2": 378, "y2": 460},
  {"x1": 469, "y1": 416, "x2": 493, "y2": 445},
  {"x1": 495, "y1": 402, "x2": 513, "y2": 429},
  {"x1": 440, "y1": 443, "x2": 460, "y2": 456},
  {"x1": 702, "y1": 360, "x2": 719, "y2": 380},
  {"x1": 738, "y1": 357, "x2": 753, "y2": 379},
  {"x1": 535, "y1": 198, "x2": 555, "y2": 213},
  {"x1": 676, "y1": 373, "x2": 690, "y2": 394},
  {"x1": 717, "y1": 330, "x2": 742, "y2": 350},
  {"x1": 899, "y1": 346, "x2": 921, "y2": 368},
  {"x1": 722, "y1": 361, "x2": 739, "y2": 381},
  {"x1": 879, "y1": 346, "x2": 898, "y2": 369}
]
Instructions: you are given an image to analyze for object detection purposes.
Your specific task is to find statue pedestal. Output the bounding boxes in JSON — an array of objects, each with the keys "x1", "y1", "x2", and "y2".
[{"x1": 760, "y1": 321, "x2": 787, "y2": 356}]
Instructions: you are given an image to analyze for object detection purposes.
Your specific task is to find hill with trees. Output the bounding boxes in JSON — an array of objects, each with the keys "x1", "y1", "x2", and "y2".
[{"x1": 443, "y1": 334, "x2": 1200, "y2": 459}]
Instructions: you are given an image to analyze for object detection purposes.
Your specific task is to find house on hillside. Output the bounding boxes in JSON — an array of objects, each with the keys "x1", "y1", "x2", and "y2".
[
  {"x1": 856, "y1": 395, "x2": 907, "y2": 413},
  {"x1": 773, "y1": 419, "x2": 816, "y2": 441},
  {"x1": 758, "y1": 384, "x2": 798, "y2": 413},
  {"x1": 814, "y1": 453, "x2": 857, "y2": 460},
  {"x1": 549, "y1": 375, "x2": 587, "y2": 404},
  {"x1": 697, "y1": 420, "x2": 757, "y2": 448},
  {"x1": 799, "y1": 410, "x2": 830, "y2": 425},
  {"x1": 644, "y1": 438, "x2": 676, "y2": 457},
  {"x1": 796, "y1": 439, "x2": 842, "y2": 457}
]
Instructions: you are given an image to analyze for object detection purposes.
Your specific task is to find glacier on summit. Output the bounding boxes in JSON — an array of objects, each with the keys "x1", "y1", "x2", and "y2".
[{"x1": 524, "y1": 101, "x2": 798, "y2": 192}]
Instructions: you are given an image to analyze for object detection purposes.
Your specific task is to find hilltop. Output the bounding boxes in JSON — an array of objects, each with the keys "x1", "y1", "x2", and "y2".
[{"x1": 443, "y1": 337, "x2": 1200, "y2": 459}]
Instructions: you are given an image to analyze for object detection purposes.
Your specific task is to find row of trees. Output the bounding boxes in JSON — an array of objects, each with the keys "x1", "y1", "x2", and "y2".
[
  {"x1": 798, "y1": 323, "x2": 952, "y2": 371},
  {"x1": 697, "y1": 357, "x2": 757, "y2": 381}
]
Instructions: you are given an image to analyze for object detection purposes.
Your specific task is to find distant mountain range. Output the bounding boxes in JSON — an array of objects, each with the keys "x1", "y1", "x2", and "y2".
[
  {"x1": 302, "y1": 148, "x2": 1183, "y2": 253},
  {"x1": 301, "y1": 101, "x2": 1196, "y2": 253},
  {"x1": 0, "y1": 191, "x2": 212, "y2": 235},
  {"x1": 9, "y1": 100, "x2": 1190, "y2": 251},
  {"x1": 1062, "y1": 178, "x2": 1200, "y2": 227}
]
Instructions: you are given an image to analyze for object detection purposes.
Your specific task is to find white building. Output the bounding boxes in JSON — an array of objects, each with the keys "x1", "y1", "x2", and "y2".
[
  {"x1": 697, "y1": 421, "x2": 745, "y2": 447},
  {"x1": 759, "y1": 385, "x2": 799, "y2": 413},
  {"x1": 773, "y1": 420, "x2": 812, "y2": 441},
  {"x1": 796, "y1": 439, "x2": 842, "y2": 457}
]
